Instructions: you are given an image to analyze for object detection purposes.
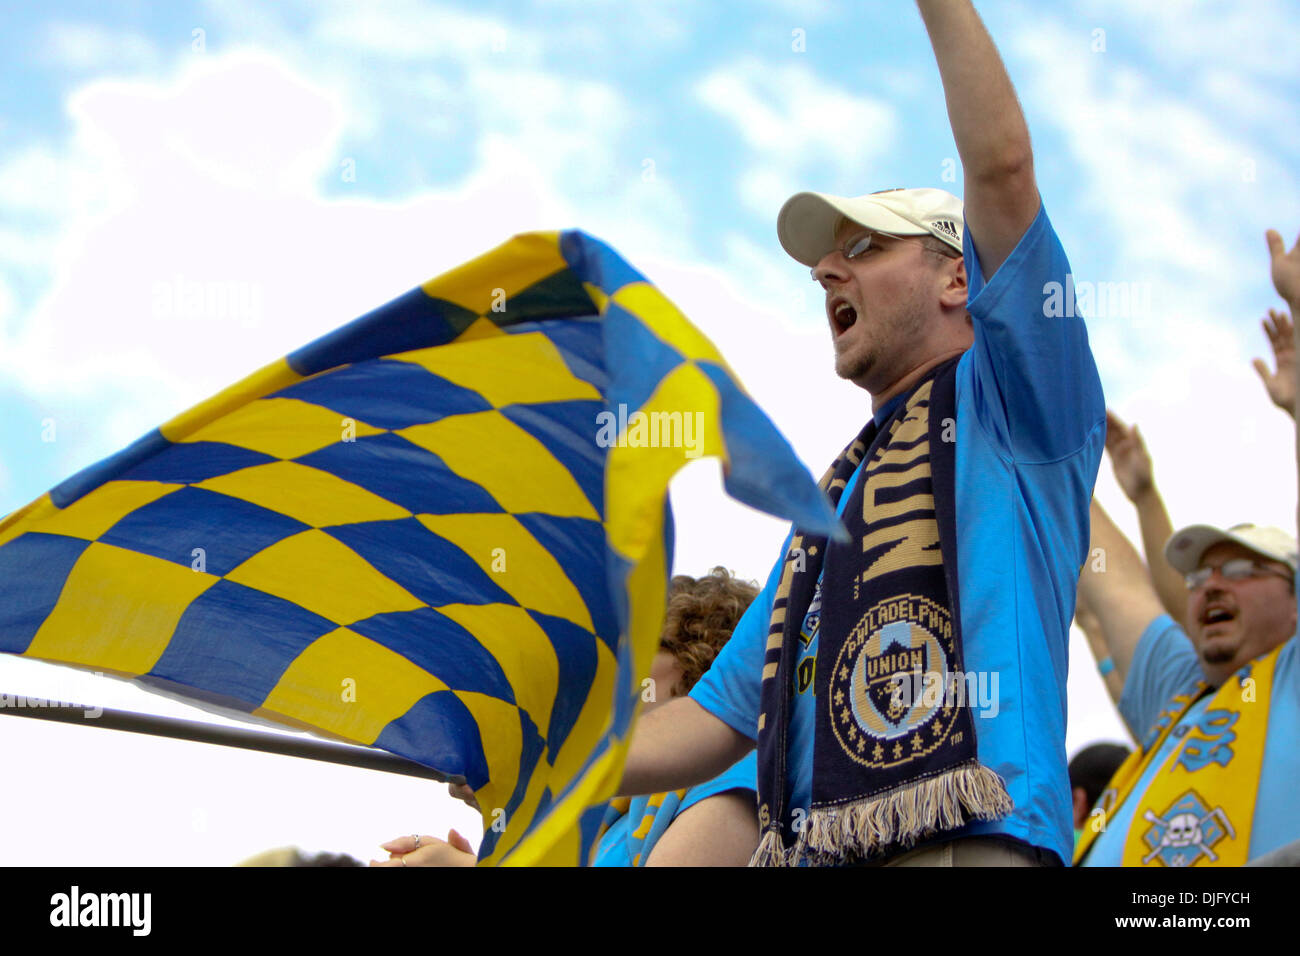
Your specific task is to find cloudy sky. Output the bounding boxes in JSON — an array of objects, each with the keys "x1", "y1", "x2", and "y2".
[{"x1": 1, "y1": 0, "x2": 1297, "y2": 865}]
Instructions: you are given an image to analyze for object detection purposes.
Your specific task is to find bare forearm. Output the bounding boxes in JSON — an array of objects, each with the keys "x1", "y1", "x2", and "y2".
[
  {"x1": 915, "y1": 0, "x2": 1032, "y2": 179},
  {"x1": 1288, "y1": 299, "x2": 1298, "y2": 422},
  {"x1": 1079, "y1": 498, "x2": 1166, "y2": 684},
  {"x1": 618, "y1": 697, "x2": 754, "y2": 797},
  {"x1": 915, "y1": 0, "x2": 1037, "y2": 274},
  {"x1": 1131, "y1": 485, "x2": 1186, "y2": 628},
  {"x1": 1294, "y1": 297, "x2": 1300, "y2": 547},
  {"x1": 1076, "y1": 609, "x2": 1126, "y2": 706},
  {"x1": 1264, "y1": 228, "x2": 1300, "y2": 542}
]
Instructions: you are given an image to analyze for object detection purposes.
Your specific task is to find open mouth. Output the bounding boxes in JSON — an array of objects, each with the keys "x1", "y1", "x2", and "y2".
[
  {"x1": 1200, "y1": 605, "x2": 1236, "y2": 627},
  {"x1": 830, "y1": 298, "x2": 858, "y2": 337}
]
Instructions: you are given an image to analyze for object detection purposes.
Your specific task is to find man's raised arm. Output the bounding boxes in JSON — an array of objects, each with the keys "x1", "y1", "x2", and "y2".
[
  {"x1": 1265, "y1": 228, "x2": 1300, "y2": 541},
  {"x1": 1077, "y1": 498, "x2": 1167, "y2": 686},
  {"x1": 916, "y1": 0, "x2": 1038, "y2": 276},
  {"x1": 1103, "y1": 410, "x2": 1186, "y2": 628}
]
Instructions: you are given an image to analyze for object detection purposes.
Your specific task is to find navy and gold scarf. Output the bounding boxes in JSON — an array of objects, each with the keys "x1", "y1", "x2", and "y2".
[{"x1": 752, "y1": 358, "x2": 1011, "y2": 866}]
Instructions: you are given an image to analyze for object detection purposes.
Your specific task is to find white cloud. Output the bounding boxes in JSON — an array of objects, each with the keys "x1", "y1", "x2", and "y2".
[
  {"x1": 697, "y1": 58, "x2": 895, "y2": 162},
  {"x1": 695, "y1": 58, "x2": 898, "y2": 218},
  {"x1": 0, "y1": 273, "x2": 14, "y2": 335},
  {"x1": 43, "y1": 22, "x2": 157, "y2": 72},
  {"x1": 1007, "y1": 19, "x2": 1293, "y2": 372},
  {"x1": 1006, "y1": 12, "x2": 1300, "y2": 569},
  {"x1": 736, "y1": 167, "x2": 796, "y2": 228},
  {"x1": 751, "y1": 0, "x2": 833, "y2": 22},
  {"x1": 212, "y1": 0, "x2": 687, "y2": 249},
  {"x1": 1, "y1": 54, "x2": 339, "y2": 396},
  {"x1": 307, "y1": 0, "x2": 528, "y2": 61},
  {"x1": 0, "y1": 145, "x2": 104, "y2": 218},
  {"x1": 1075, "y1": 0, "x2": 1299, "y2": 82},
  {"x1": 1199, "y1": 69, "x2": 1297, "y2": 135},
  {"x1": 0, "y1": 51, "x2": 629, "y2": 466},
  {"x1": 468, "y1": 68, "x2": 629, "y2": 187},
  {"x1": 1013, "y1": 32, "x2": 1253, "y2": 280}
]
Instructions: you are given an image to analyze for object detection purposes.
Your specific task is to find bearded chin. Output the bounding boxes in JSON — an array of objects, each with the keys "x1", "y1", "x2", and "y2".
[
  {"x1": 1201, "y1": 643, "x2": 1236, "y2": 665},
  {"x1": 834, "y1": 349, "x2": 873, "y2": 384}
]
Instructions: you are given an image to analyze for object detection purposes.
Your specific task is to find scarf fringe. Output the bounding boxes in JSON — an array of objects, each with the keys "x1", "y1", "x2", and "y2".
[
  {"x1": 751, "y1": 828, "x2": 788, "y2": 867},
  {"x1": 749, "y1": 762, "x2": 1013, "y2": 867}
]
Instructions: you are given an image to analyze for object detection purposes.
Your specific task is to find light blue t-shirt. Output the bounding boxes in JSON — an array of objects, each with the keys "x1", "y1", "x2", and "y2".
[
  {"x1": 691, "y1": 204, "x2": 1106, "y2": 866},
  {"x1": 1082, "y1": 615, "x2": 1300, "y2": 865},
  {"x1": 591, "y1": 752, "x2": 757, "y2": 867}
]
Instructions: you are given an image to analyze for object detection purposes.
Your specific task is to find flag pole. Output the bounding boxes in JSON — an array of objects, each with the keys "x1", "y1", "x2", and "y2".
[{"x1": 0, "y1": 695, "x2": 460, "y2": 783}]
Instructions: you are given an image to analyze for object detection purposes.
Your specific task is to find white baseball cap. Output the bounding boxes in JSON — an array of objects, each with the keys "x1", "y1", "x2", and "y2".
[
  {"x1": 1164, "y1": 523, "x2": 1299, "y2": 576},
  {"x1": 777, "y1": 186, "x2": 965, "y2": 268}
]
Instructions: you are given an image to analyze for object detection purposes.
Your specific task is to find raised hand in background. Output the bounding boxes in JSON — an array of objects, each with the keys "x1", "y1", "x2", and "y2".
[{"x1": 1252, "y1": 307, "x2": 1296, "y2": 418}]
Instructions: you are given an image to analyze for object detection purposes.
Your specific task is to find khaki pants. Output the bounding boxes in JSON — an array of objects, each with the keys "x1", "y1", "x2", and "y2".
[{"x1": 873, "y1": 837, "x2": 1052, "y2": 867}]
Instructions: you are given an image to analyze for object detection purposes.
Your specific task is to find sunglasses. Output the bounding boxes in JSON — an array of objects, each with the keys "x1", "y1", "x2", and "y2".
[
  {"x1": 1183, "y1": 558, "x2": 1294, "y2": 591},
  {"x1": 809, "y1": 230, "x2": 924, "y2": 281}
]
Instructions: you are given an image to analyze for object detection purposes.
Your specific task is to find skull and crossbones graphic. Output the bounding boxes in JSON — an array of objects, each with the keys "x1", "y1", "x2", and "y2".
[{"x1": 1141, "y1": 802, "x2": 1236, "y2": 866}]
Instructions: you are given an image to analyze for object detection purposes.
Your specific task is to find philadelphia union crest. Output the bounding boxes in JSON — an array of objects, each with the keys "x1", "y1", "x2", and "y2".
[{"x1": 829, "y1": 593, "x2": 961, "y2": 768}]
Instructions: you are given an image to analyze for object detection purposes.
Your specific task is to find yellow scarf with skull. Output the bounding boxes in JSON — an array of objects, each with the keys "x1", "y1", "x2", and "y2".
[{"x1": 1074, "y1": 645, "x2": 1278, "y2": 867}]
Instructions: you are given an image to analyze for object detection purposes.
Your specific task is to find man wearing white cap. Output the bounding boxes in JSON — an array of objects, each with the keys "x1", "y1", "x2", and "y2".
[
  {"x1": 1075, "y1": 509, "x2": 1299, "y2": 866},
  {"x1": 618, "y1": 0, "x2": 1105, "y2": 866}
]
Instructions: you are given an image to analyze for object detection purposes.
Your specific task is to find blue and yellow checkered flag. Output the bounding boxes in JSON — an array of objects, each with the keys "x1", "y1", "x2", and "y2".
[{"x1": 0, "y1": 230, "x2": 838, "y2": 865}]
